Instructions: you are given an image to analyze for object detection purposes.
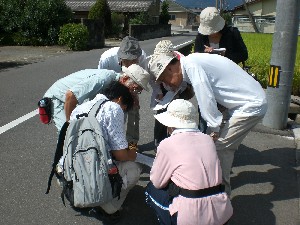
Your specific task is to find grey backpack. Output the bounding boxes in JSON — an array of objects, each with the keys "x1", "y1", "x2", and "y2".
[{"x1": 61, "y1": 99, "x2": 115, "y2": 208}]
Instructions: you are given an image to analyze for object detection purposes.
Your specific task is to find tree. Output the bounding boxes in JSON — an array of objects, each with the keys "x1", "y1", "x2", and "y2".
[
  {"x1": 159, "y1": 0, "x2": 170, "y2": 25},
  {"x1": 0, "y1": 0, "x2": 73, "y2": 45},
  {"x1": 88, "y1": 0, "x2": 112, "y2": 37}
]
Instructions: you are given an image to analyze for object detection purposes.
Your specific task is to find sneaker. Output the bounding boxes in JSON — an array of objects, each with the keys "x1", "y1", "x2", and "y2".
[
  {"x1": 128, "y1": 142, "x2": 138, "y2": 152},
  {"x1": 89, "y1": 207, "x2": 121, "y2": 224}
]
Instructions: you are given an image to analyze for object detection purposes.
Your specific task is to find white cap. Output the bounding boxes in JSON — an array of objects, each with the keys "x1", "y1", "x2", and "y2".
[
  {"x1": 148, "y1": 40, "x2": 178, "y2": 80},
  {"x1": 154, "y1": 99, "x2": 198, "y2": 129},
  {"x1": 198, "y1": 7, "x2": 225, "y2": 35},
  {"x1": 122, "y1": 64, "x2": 150, "y2": 91}
]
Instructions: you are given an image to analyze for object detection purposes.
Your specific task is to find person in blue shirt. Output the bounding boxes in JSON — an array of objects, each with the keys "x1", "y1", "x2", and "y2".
[{"x1": 43, "y1": 65, "x2": 150, "y2": 133}]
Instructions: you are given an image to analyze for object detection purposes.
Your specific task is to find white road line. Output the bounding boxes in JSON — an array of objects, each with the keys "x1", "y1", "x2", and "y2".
[
  {"x1": 0, "y1": 109, "x2": 38, "y2": 134},
  {"x1": 0, "y1": 40, "x2": 194, "y2": 135}
]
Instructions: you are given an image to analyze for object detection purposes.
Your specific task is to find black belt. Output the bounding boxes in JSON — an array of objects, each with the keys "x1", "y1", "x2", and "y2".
[
  {"x1": 179, "y1": 184, "x2": 225, "y2": 198},
  {"x1": 168, "y1": 181, "x2": 225, "y2": 199}
]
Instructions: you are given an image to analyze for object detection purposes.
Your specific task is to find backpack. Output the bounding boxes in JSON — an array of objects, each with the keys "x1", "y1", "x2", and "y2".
[{"x1": 46, "y1": 99, "x2": 123, "y2": 208}]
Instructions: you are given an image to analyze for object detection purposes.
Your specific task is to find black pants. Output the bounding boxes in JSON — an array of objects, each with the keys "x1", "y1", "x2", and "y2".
[{"x1": 154, "y1": 108, "x2": 168, "y2": 145}]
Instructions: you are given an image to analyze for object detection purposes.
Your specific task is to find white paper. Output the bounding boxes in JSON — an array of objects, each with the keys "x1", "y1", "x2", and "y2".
[
  {"x1": 153, "y1": 89, "x2": 181, "y2": 111},
  {"x1": 212, "y1": 48, "x2": 226, "y2": 53},
  {"x1": 135, "y1": 153, "x2": 154, "y2": 167}
]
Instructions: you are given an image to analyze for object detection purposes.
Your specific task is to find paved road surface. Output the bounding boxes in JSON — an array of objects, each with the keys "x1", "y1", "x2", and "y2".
[{"x1": 0, "y1": 32, "x2": 299, "y2": 225}]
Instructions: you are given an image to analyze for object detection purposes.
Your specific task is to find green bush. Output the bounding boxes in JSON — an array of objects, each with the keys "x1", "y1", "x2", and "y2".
[
  {"x1": 129, "y1": 12, "x2": 150, "y2": 25},
  {"x1": 0, "y1": 0, "x2": 73, "y2": 45},
  {"x1": 58, "y1": 23, "x2": 89, "y2": 51},
  {"x1": 88, "y1": 0, "x2": 111, "y2": 37},
  {"x1": 110, "y1": 12, "x2": 124, "y2": 37}
]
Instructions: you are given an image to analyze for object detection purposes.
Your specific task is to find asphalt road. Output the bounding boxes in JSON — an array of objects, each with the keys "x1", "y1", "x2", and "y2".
[
  {"x1": 0, "y1": 34, "x2": 195, "y2": 225},
  {"x1": 1, "y1": 32, "x2": 299, "y2": 225}
]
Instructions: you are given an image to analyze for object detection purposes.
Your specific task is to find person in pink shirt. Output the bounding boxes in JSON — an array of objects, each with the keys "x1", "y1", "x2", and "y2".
[{"x1": 145, "y1": 99, "x2": 233, "y2": 225}]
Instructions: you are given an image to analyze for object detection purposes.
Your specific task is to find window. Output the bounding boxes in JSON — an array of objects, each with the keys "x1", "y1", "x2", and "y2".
[{"x1": 170, "y1": 14, "x2": 176, "y2": 20}]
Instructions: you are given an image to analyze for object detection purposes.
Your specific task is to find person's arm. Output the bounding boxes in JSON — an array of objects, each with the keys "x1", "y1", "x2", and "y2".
[
  {"x1": 187, "y1": 66, "x2": 222, "y2": 133},
  {"x1": 150, "y1": 142, "x2": 175, "y2": 189},
  {"x1": 225, "y1": 28, "x2": 248, "y2": 64},
  {"x1": 139, "y1": 50, "x2": 148, "y2": 70},
  {"x1": 64, "y1": 90, "x2": 78, "y2": 121},
  {"x1": 111, "y1": 148, "x2": 137, "y2": 161},
  {"x1": 194, "y1": 34, "x2": 206, "y2": 53}
]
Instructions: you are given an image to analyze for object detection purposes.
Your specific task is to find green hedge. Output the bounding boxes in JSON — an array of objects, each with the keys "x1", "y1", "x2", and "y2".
[{"x1": 58, "y1": 23, "x2": 89, "y2": 51}]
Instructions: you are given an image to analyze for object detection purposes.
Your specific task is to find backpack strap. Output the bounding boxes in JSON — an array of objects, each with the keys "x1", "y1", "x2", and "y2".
[
  {"x1": 45, "y1": 121, "x2": 70, "y2": 194},
  {"x1": 88, "y1": 99, "x2": 109, "y2": 118}
]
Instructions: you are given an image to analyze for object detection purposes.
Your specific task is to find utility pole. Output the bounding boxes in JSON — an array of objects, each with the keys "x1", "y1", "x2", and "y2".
[{"x1": 262, "y1": 0, "x2": 300, "y2": 129}]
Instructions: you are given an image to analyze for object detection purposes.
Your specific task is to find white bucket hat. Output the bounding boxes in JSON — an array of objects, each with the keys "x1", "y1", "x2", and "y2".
[
  {"x1": 122, "y1": 64, "x2": 150, "y2": 91},
  {"x1": 154, "y1": 99, "x2": 198, "y2": 129},
  {"x1": 198, "y1": 7, "x2": 225, "y2": 35},
  {"x1": 148, "y1": 40, "x2": 177, "y2": 80}
]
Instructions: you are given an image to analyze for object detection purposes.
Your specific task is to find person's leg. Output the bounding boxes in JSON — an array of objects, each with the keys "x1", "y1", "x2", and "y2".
[
  {"x1": 145, "y1": 182, "x2": 176, "y2": 225},
  {"x1": 154, "y1": 108, "x2": 168, "y2": 148},
  {"x1": 215, "y1": 115, "x2": 263, "y2": 195},
  {"x1": 99, "y1": 161, "x2": 142, "y2": 214}
]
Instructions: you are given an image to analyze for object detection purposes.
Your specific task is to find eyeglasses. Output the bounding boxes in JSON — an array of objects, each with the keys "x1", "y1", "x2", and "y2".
[{"x1": 132, "y1": 87, "x2": 142, "y2": 94}]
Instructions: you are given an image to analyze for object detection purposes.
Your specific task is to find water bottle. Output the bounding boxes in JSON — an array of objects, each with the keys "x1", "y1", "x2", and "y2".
[
  {"x1": 38, "y1": 98, "x2": 51, "y2": 124},
  {"x1": 107, "y1": 159, "x2": 118, "y2": 175},
  {"x1": 39, "y1": 99, "x2": 46, "y2": 107}
]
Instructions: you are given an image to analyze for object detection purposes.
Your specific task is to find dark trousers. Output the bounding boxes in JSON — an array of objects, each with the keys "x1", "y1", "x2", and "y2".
[
  {"x1": 154, "y1": 84, "x2": 169, "y2": 146},
  {"x1": 198, "y1": 107, "x2": 207, "y2": 134},
  {"x1": 145, "y1": 182, "x2": 177, "y2": 225},
  {"x1": 154, "y1": 108, "x2": 168, "y2": 145}
]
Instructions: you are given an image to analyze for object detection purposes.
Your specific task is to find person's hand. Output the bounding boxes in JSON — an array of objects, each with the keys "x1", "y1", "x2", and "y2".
[
  {"x1": 155, "y1": 93, "x2": 164, "y2": 101},
  {"x1": 210, "y1": 132, "x2": 219, "y2": 142},
  {"x1": 219, "y1": 49, "x2": 226, "y2": 56},
  {"x1": 204, "y1": 45, "x2": 214, "y2": 53}
]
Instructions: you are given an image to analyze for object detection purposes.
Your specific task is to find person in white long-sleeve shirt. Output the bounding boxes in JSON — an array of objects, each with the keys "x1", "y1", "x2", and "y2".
[{"x1": 148, "y1": 44, "x2": 268, "y2": 195}]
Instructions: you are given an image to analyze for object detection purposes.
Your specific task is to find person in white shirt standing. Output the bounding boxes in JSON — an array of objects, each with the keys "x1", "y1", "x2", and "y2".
[
  {"x1": 148, "y1": 41, "x2": 268, "y2": 196},
  {"x1": 98, "y1": 36, "x2": 147, "y2": 152}
]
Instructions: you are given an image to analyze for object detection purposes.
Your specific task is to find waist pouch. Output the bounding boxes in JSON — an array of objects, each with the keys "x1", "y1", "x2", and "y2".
[
  {"x1": 168, "y1": 181, "x2": 225, "y2": 198},
  {"x1": 38, "y1": 97, "x2": 52, "y2": 124}
]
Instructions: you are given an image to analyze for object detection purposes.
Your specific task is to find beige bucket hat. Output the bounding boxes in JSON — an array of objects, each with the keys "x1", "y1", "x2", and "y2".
[
  {"x1": 154, "y1": 99, "x2": 198, "y2": 129},
  {"x1": 198, "y1": 7, "x2": 225, "y2": 35},
  {"x1": 122, "y1": 64, "x2": 150, "y2": 91},
  {"x1": 148, "y1": 40, "x2": 177, "y2": 80}
]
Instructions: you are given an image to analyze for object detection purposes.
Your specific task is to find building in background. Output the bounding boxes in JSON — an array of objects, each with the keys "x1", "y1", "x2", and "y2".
[
  {"x1": 232, "y1": 0, "x2": 276, "y2": 33},
  {"x1": 65, "y1": 0, "x2": 160, "y2": 24},
  {"x1": 166, "y1": 0, "x2": 197, "y2": 28}
]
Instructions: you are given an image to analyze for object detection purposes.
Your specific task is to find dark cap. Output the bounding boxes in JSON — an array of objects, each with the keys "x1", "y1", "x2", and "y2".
[{"x1": 117, "y1": 36, "x2": 142, "y2": 60}]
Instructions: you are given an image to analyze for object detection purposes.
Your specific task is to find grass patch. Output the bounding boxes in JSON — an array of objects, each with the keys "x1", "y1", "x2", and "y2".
[{"x1": 242, "y1": 32, "x2": 300, "y2": 95}]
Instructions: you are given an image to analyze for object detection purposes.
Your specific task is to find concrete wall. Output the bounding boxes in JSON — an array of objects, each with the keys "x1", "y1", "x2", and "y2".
[{"x1": 129, "y1": 24, "x2": 171, "y2": 41}]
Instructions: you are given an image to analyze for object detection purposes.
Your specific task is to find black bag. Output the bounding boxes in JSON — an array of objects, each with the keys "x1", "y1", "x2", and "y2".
[{"x1": 108, "y1": 164, "x2": 123, "y2": 199}]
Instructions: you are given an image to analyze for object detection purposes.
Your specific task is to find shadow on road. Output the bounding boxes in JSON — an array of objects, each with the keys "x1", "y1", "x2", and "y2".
[
  {"x1": 229, "y1": 145, "x2": 298, "y2": 225},
  {"x1": 0, "y1": 61, "x2": 32, "y2": 71}
]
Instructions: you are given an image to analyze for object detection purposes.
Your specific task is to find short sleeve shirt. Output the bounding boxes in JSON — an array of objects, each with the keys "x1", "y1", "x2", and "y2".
[
  {"x1": 44, "y1": 69, "x2": 120, "y2": 104},
  {"x1": 70, "y1": 94, "x2": 128, "y2": 151}
]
